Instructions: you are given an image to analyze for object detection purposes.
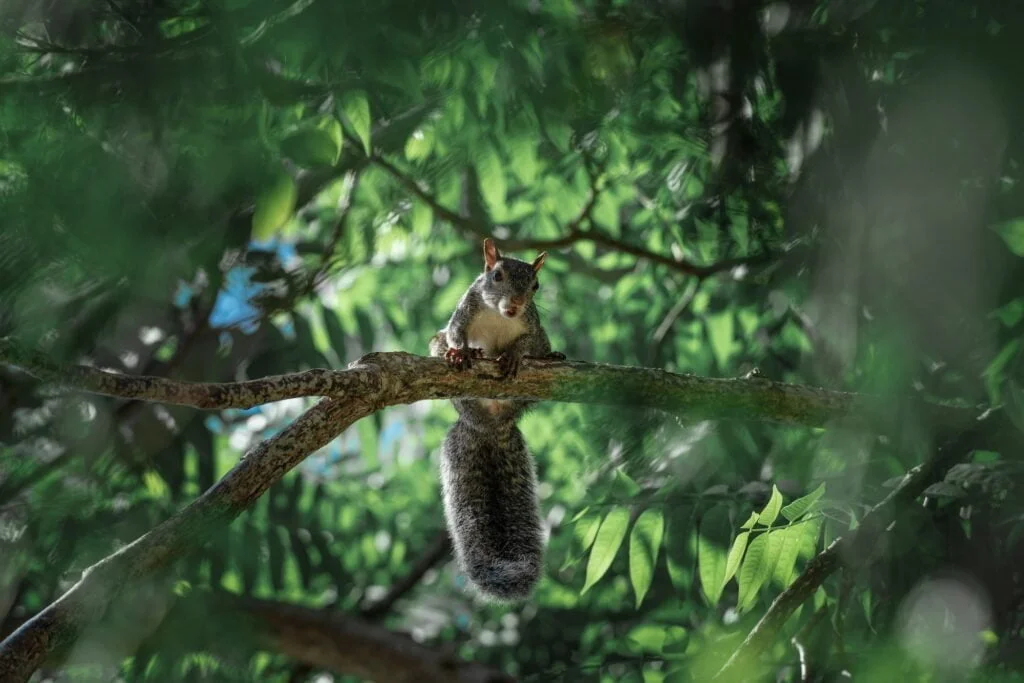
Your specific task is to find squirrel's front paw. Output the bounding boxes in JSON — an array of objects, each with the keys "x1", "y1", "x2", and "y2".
[
  {"x1": 445, "y1": 346, "x2": 474, "y2": 370},
  {"x1": 497, "y1": 352, "x2": 522, "y2": 379},
  {"x1": 543, "y1": 351, "x2": 566, "y2": 361}
]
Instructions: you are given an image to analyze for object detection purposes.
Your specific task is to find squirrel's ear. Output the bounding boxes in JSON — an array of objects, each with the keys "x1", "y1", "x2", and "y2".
[
  {"x1": 532, "y1": 252, "x2": 547, "y2": 273},
  {"x1": 483, "y1": 238, "x2": 501, "y2": 271}
]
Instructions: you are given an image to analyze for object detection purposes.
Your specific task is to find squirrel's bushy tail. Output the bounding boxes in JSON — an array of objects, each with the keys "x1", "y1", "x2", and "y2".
[{"x1": 440, "y1": 417, "x2": 545, "y2": 602}]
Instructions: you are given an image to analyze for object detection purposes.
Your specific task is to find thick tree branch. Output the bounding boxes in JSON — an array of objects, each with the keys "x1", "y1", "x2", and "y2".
[
  {"x1": 713, "y1": 419, "x2": 995, "y2": 681},
  {"x1": 0, "y1": 339, "x2": 967, "y2": 428},
  {"x1": 0, "y1": 340, "x2": 976, "y2": 681}
]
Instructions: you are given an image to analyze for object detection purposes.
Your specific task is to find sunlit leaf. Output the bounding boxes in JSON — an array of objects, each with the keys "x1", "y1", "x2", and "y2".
[
  {"x1": 770, "y1": 524, "x2": 804, "y2": 586},
  {"x1": 706, "y1": 311, "x2": 734, "y2": 369},
  {"x1": 781, "y1": 483, "x2": 826, "y2": 523},
  {"x1": 758, "y1": 485, "x2": 784, "y2": 527},
  {"x1": 280, "y1": 117, "x2": 343, "y2": 167},
  {"x1": 740, "y1": 511, "x2": 759, "y2": 529},
  {"x1": 341, "y1": 90, "x2": 372, "y2": 154},
  {"x1": 473, "y1": 141, "x2": 506, "y2": 213},
  {"x1": 252, "y1": 171, "x2": 297, "y2": 241},
  {"x1": 721, "y1": 530, "x2": 749, "y2": 590},
  {"x1": 737, "y1": 530, "x2": 783, "y2": 611},
  {"x1": 627, "y1": 624, "x2": 666, "y2": 653},
  {"x1": 581, "y1": 507, "x2": 630, "y2": 595}
]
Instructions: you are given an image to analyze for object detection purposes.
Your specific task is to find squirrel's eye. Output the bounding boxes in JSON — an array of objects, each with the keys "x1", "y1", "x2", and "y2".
[
  {"x1": 532, "y1": 281, "x2": 539, "y2": 291},
  {"x1": 493, "y1": 270, "x2": 503, "y2": 282}
]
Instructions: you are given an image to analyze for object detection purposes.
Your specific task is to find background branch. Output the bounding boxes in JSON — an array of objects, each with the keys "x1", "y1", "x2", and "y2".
[
  {"x1": 369, "y1": 153, "x2": 771, "y2": 278},
  {"x1": 713, "y1": 418, "x2": 998, "y2": 681}
]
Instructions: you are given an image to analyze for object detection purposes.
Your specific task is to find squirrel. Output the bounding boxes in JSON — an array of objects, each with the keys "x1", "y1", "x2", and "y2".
[{"x1": 428, "y1": 238, "x2": 565, "y2": 602}]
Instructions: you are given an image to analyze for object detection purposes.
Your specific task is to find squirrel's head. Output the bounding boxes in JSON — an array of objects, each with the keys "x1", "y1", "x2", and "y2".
[{"x1": 480, "y1": 238, "x2": 546, "y2": 319}]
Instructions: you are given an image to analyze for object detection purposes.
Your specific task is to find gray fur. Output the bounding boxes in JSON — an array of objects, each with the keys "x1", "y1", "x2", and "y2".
[{"x1": 429, "y1": 240, "x2": 560, "y2": 601}]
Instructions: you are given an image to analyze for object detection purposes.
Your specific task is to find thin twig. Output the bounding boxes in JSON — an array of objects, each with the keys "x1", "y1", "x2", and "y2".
[{"x1": 360, "y1": 531, "x2": 452, "y2": 620}]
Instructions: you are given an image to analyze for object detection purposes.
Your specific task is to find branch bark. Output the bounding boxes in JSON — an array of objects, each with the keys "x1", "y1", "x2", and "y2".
[
  {"x1": 0, "y1": 339, "x2": 974, "y2": 681},
  {"x1": 165, "y1": 592, "x2": 511, "y2": 683},
  {"x1": 1, "y1": 338, "x2": 963, "y2": 427}
]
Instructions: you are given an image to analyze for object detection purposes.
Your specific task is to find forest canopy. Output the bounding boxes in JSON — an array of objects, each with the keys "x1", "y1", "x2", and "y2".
[{"x1": 2, "y1": 0, "x2": 1024, "y2": 682}]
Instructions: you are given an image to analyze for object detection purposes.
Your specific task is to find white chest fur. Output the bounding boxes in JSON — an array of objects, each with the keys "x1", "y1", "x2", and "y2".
[{"x1": 466, "y1": 308, "x2": 528, "y2": 356}]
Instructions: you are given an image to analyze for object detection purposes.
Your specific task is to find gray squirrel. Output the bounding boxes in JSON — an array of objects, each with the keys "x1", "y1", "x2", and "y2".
[{"x1": 428, "y1": 238, "x2": 565, "y2": 601}]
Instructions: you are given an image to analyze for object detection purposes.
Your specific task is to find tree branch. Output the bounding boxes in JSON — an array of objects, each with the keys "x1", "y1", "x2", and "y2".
[
  {"x1": 0, "y1": 396, "x2": 361, "y2": 681},
  {"x1": 0, "y1": 340, "x2": 976, "y2": 681},
  {"x1": 713, "y1": 418, "x2": 996, "y2": 681},
  {"x1": 369, "y1": 153, "x2": 771, "y2": 278},
  {"x1": 1, "y1": 338, "x2": 965, "y2": 428},
  {"x1": 360, "y1": 531, "x2": 452, "y2": 620},
  {"x1": 167, "y1": 592, "x2": 511, "y2": 683}
]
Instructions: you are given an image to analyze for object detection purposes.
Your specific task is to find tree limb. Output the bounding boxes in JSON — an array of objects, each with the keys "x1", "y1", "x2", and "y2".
[
  {"x1": 713, "y1": 419, "x2": 995, "y2": 681},
  {"x1": 0, "y1": 339, "x2": 965, "y2": 428},
  {"x1": 0, "y1": 396, "x2": 361, "y2": 681},
  {"x1": 0, "y1": 340, "x2": 975, "y2": 681},
  {"x1": 369, "y1": 153, "x2": 771, "y2": 278},
  {"x1": 160, "y1": 591, "x2": 511, "y2": 683}
]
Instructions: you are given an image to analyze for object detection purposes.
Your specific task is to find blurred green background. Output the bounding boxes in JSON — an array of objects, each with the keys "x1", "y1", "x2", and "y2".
[{"x1": 3, "y1": 0, "x2": 1024, "y2": 681}]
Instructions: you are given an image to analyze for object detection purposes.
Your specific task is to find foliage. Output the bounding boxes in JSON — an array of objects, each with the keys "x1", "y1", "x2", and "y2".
[{"x1": 1, "y1": 0, "x2": 1024, "y2": 681}]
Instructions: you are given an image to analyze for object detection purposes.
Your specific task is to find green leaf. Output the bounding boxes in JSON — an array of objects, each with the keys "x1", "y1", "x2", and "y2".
[
  {"x1": 992, "y1": 218, "x2": 1024, "y2": 256},
  {"x1": 721, "y1": 530, "x2": 749, "y2": 590},
  {"x1": 697, "y1": 504, "x2": 730, "y2": 605},
  {"x1": 341, "y1": 90, "x2": 371, "y2": 154},
  {"x1": 757, "y1": 485, "x2": 784, "y2": 527},
  {"x1": 771, "y1": 524, "x2": 804, "y2": 587},
  {"x1": 592, "y1": 193, "x2": 620, "y2": 231},
  {"x1": 509, "y1": 135, "x2": 539, "y2": 184},
  {"x1": 629, "y1": 509, "x2": 665, "y2": 608},
  {"x1": 737, "y1": 530, "x2": 783, "y2": 611},
  {"x1": 143, "y1": 470, "x2": 169, "y2": 499},
  {"x1": 581, "y1": 507, "x2": 630, "y2": 595},
  {"x1": 404, "y1": 127, "x2": 433, "y2": 162},
  {"x1": 612, "y1": 469, "x2": 642, "y2": 498},
  {"x1": 781, "y1": 483, "x2": 826, "y2": 523},
  {"x1": 280, "y1": 117, "x2": 343, "y2": 167},
  {"x1": 252, "y1": 171, "x2": 297, "y2": 241},
  {"x1": 664, "y1": 511, "x2": 695, "y2": 593},
  {"x1": 627, "y1": 624, "x2": 666, "y2": 653},
  {"x1": 576, "y1": 512, "x2": 602, "y2": 552},
  {"x1": 473, "y1": 142, "x2": 506, "y2": 213},
  {"x1": 662, "y1": 626, "x2": 690, "y2": 657},
  {"x1": 740, "y1": 511, "x2": 759, "y2": 529},
  {"x1": 705, "y1": 311, "x2": 734, "y2": 369},
  {"x1": 984, "y1": 339, "x2": 1020, "y2": 404}
]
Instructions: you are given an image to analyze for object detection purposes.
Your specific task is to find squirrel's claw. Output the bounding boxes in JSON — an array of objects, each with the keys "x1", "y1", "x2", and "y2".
[
  {"x1": 497, "y1": 352, "x2": 521, "y2": 379},
  {"x1": 445, "y1": 346, "x2": 474, "y2": 370}
]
